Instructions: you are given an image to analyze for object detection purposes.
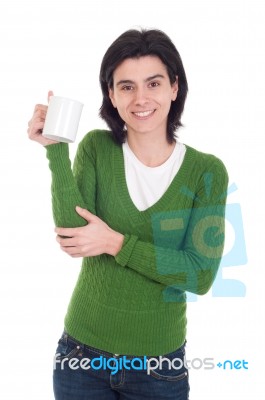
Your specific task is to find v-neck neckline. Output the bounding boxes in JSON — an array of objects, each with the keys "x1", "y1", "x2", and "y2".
[{"x1": 113, "y1": 143, "x2": 196, "y2": 222}]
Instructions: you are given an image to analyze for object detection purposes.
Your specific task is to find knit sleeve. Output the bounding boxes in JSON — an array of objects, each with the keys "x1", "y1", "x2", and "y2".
[
  {"x1": 45, "y1": 133, "x2": 96, "y2": 228},
  {"x1": 115, "y1": 158, "x2": 229, "y2": 295}
]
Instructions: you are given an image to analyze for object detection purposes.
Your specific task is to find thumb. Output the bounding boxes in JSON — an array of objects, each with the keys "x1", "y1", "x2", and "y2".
[
  {"x1": 47, "y1": 90, "x2": 54, "y2": 103},
  {"x1": 75, "y1": 206, "x2": 97, "y2": 222}
]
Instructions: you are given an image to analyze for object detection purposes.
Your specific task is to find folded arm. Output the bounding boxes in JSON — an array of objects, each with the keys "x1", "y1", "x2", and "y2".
[{"x1": 115, "y1": 161, "x2": 229, "y2": 295}]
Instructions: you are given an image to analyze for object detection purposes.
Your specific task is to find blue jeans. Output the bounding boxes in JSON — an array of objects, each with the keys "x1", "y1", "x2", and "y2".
[{"x1": 53, "y1": 331, "x2": 190, "y2": 399}]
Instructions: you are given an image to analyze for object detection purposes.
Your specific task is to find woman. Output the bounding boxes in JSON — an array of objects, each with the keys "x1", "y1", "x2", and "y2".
[{"x1": 28, "y1": 28, "x2": 228, "y2": 400}]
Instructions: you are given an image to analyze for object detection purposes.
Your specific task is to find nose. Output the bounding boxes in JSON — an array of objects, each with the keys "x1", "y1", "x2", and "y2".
[{"x1": 134, "y1": 87, "x2": 149, "y2": 106}]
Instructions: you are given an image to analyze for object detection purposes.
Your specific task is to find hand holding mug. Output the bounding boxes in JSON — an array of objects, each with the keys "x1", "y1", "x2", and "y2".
[
  {"x1": 42, "y1": 95, "x2": 83, "y2": 143},
  {"x1": 28, "y1": 91, "x2": 83, "y2": 145},
  {"x1": 27, "y1": 91, "x2": 59, "y2": 146}
]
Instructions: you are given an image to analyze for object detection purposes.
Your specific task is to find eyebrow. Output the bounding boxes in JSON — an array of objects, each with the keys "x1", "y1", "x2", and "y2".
[{"x1": 116, "y1": 74, "x2": 165, "y2": 87}]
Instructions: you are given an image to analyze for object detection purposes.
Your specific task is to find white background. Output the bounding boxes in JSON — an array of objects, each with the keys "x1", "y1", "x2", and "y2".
[{"x1": 0, "y1": 0, "x2": 264, "y2": 398}]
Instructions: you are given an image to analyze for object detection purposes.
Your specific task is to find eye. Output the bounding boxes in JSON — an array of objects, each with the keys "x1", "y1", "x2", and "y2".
[
  {"x1": 148, "y1": 81, "x2": 160, "y2": 88},
  {"x1": 121, "y1": 85, "x2": 134, "y2": 91}
]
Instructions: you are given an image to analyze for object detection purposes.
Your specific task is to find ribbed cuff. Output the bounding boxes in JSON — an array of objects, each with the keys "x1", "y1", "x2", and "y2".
[
  {"x1": 115, "y1": 234, "x2": 138, "y2": 267},
  {"x1": 46, "y1": 142, "x2": 69, "y2": 159}
]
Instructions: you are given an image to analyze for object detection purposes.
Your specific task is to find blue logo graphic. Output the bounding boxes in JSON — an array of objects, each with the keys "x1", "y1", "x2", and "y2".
[
  {"x1": 216, "y1": 359, "x2": 248, "y2": 370},
  {"x1": 151, "y1": 178, "x2": 247, "y2": 302}
]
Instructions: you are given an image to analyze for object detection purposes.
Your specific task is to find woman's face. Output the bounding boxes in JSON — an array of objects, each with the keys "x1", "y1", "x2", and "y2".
[{"x1": 109, "y1": 55, "x2": 178, "y2": 138}]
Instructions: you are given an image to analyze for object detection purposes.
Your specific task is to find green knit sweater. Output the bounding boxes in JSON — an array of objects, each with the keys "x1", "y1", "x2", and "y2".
[{"x1": 46, "y1": 129, "x2": 228, "y2": 356}]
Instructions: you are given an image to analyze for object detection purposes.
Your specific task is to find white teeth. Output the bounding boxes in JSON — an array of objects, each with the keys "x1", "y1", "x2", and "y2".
[{"x1": 134, "y1": 110, "x2": 154, "y2": 117}]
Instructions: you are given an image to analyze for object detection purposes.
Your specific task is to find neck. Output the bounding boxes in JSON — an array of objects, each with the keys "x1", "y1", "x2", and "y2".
[{"x1": 126, "y1": 130, "x2": 176, "y2": 167}]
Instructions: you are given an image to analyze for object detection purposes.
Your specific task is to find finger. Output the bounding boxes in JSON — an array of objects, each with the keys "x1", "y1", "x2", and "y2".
[
  {"x1": 28, "y1": 108, "x2": 47, "y2": 133},
  {"x1": 27, "y1": 121, "x2": 45, "y2": 138},
  {"x1": 75, "y1": 206, "x2": 96, "y2": 222},
  {"x1": 55, "y1": 227, "x2": 78, "y2": 237},
  {"x1": 34, "y1": 104, "x2": 48, "y2": 113},
  {"x1": 28, "y1": 115, "x2": 45, "y2": 127},
  {"x1": 56, "y1": 235, "x2": 76, "y2": 246},
  {"x1": 48, "y1": 90, "x2": 54, "y2": 103},
  {"x1": 34, "y1": 108, "x2": 47, "y2": 119},
  {"x1": 61, "y1": 245, "x2": 81, "y2": 257},
  {"x1": 28, "y1": 115, "x2": 46, "y2": 130}
]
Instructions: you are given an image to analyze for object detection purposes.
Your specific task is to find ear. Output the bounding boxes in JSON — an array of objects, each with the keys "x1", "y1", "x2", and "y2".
[
  {"x1": 108, "y1": 88, "x2": 117, "y2": 108},
  {"x1": 171, "y1": 76, "x2": 179, "y2": 101}
]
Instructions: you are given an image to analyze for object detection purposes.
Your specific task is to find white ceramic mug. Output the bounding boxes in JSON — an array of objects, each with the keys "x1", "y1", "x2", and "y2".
[{"x1": 42, "y1": 96, "x2": 84, "y2": 143}]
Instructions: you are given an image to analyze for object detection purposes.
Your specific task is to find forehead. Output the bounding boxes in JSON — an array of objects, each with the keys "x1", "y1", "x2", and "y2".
[{"x1": 113, "y1": 55, "x2": 168, "y2": 81}]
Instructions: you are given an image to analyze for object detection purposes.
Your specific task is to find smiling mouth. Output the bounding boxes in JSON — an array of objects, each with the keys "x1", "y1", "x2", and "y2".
[{"x1": 132, "y1": 110, "x2": 155, "y2": 118}]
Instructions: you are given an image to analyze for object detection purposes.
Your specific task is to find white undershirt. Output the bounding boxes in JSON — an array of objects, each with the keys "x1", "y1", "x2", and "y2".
[{"x1": 122, "y1": 141, "x2": 186, "y2": 211}]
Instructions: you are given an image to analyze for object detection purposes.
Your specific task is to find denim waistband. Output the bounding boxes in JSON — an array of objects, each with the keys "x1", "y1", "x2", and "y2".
[{"x1": 61, "y1": 330, "x2": 186, "y2": 360}]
